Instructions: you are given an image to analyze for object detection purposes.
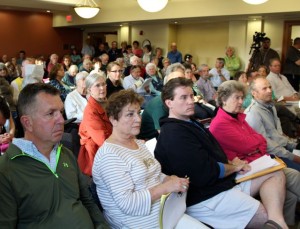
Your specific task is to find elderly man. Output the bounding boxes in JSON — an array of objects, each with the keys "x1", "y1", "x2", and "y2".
[
  {"x1": 62, "y1": 64, "x2": 78, "y2": 88},
  {"x1": 267, "y1": 58, "x2": 299, "y2": 101},
  {"x1": 167, "y1": 42, "x2": 182, "y2": 64},
  {"x1": 209, "y1": 57, "x2": 230, "y2": 89},
  {"x1": 283, "y1": 37, "x2": 300, "y2": 92},
  {"x1": 0, "y1": 83, "x2": 109, "y2": 228},
  {"x1": 245, "y1": 77, "x2": 300, "y2": 171},
  {"x1": 155, "y1": 77, "x2": 288, "y2": 229},
  {"x1": 197, "y1": 64, "x2": 216, "y2": 103}
]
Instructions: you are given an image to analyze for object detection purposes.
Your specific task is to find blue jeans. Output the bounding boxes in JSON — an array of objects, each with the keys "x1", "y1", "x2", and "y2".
[{"x1": 280, "y1": 157, "x2": 300, "y2": 172}]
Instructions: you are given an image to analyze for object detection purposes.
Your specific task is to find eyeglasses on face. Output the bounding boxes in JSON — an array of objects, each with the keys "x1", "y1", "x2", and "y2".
[{"x1": 110, "y1": 70, "x2": 123, "y2": 73}]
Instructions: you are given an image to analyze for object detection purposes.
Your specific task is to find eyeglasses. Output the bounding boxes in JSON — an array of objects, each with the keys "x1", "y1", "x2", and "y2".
[{"x1": 110, "y1": 70, "x2": 123, "y2": 73}]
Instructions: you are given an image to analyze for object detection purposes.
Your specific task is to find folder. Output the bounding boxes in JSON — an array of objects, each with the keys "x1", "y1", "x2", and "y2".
[
  {"x1": 159, "y1": 191, "x2": 187, "y2": 229},
  {"x1": 235, "y1": 155, "x2": 286, "y2": 183}
]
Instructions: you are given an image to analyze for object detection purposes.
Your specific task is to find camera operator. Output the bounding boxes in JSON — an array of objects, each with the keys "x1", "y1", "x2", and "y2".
[
  {"x1": 248, "y1": 33, "x2": 280, "y2": 71},
  {"x1": 260, "y1": 37, "x2": 280, "y2": 67}
]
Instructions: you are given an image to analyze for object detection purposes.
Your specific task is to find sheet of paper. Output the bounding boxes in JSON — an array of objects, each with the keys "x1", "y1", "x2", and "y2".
[{"x1": 235, "y1": 155, "x2": 280, "y2": 180}]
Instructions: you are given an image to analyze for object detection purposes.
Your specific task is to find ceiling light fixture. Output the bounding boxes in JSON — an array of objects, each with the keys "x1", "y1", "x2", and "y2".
[
  {"x1": 74, "y1": 0, "x2": 100, "y2": 19},
  {"x1": 137, "y1": 0, "x2": 168, "y2": 13},
  {"x1": 243, "y1": 0, "x2": 268, "y2": 5}
]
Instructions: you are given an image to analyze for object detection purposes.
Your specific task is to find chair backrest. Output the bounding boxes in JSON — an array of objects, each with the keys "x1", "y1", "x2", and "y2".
[{"x1": 159, "y1": 191, "x2": 187, "y2": 229}]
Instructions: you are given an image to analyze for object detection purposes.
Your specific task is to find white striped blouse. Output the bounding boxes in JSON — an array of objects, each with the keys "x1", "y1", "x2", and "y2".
[{"x1": 92, "y1": 139, "x2": 166, "y2": 229}]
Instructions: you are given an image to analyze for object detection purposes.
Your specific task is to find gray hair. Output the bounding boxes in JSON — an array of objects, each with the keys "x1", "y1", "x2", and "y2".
[
  {"x1": 145, "y1": 63, "x2": 156, "y2": 74},
  {"x1": 165, "y1": 63, "x2": 185, "y2": 77},
  {"x1": 130, "y1": 55, "x2": 139, "y2": 65},
  {"x1": 68, "y1": 65, "x2": 78, "y2": 73},
  {"x1": 85, "y1": 72, "x2": 106, "y2": 90},
  {"x1": 75, "y1": 71, "x2": 89, "y2": 82},
  {"x1": 217, "y1": 80, "x2": 246, "y2": 107},
  {"x1": 198, "y1": 64, "x2": 209, "y2": 71}
]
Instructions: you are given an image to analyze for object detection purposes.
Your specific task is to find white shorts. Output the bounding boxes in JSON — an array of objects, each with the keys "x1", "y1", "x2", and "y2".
[{"x1": 186, "y1": 181, "x2": 260, "y2": 229}]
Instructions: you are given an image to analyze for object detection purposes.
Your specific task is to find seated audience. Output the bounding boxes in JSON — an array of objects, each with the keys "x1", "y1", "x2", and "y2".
[
  {"x1": 161, "y1": 57, "x2": 170, "y2": 78},
  {"x1": 78, "y1": 72, "x2": 112, "y2": 176},
  {"x1": 48, "y1": 63, "x2": 71, "y2": 102},
  {"x1": 209, "y1": 80, "x2": 300, "y2": 227},
  {"x1": 197, "y1": 64, "x2": 217, "y2": 105},
  {"x1": 139, "y1": 71, "x2": 184, "y2": 140},
  {"x1": 142, "y1": 44, "x2": 152, "y2": 66},
  {"x1": 209, "y1": 57, "x2": 230, "y2": 89},
  {"x1": 62, "y1": 55, "x2": 71, "y2": 72},
  {"x1": 80, "y1": 59, "x2": 92, "y2": 73},
  {"x1": 64, "y1": 71, "x2": 89, "y2": 123},
  {"x1": 46, "y1": 53, "x2": 59, "y2": 74},
  {"x1": 0, "y1": 63, "x2": 13, "y2": 83},
  {"x1": 267, "y1": 59, "x2": 299, "y2": 101},
  {"x1": 123, "y1": 65, "x2": 153, "y2": 107},
  {"x1": 62, "y1": 64, "x2": 78, "y2": 88},
  {"x1": 132, "y1": 40, "x2": 143, "y2": 58},
  {"x1": 233, "y1": 71, "x2": 252, "y2": 109},
  {"x1": 155, "y1": 77, "x2": 288, "y2": 229},
  {"x1": 163, "y1": 62, "x2": 185, "y2": 85},
  {"x1": 70, "y1": 48, "x2": 82, "y2": 66},
  {"x1": 93, "y1": 89, "x2": 207, "y2": 229},
  {"x1": 154, "y1": 47, "x2": 164, "y2": 69},
  {"x1": 99, "y1": 53, "x2": 109, "y2": 73},
  {"x1": 145, "y1": 63, "x2": 163, "y2": 96},
  {"x1": 106, "y1": 62, "x2": 124, "y2": 98},
  {"x1": 0, "y1": 83, "x2": 109, "y2": 228},
  {"x1": 245, "y1": 77, "x2": 300, "y2": 171},
  {"x1": 123, "y1": 44, "x2": 134, "y2": 67}
]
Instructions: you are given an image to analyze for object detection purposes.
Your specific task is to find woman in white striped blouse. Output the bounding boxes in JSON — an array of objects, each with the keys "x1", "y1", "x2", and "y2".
[{"x1": 92, "y1": 89, "x2": 207, "y2": 229}]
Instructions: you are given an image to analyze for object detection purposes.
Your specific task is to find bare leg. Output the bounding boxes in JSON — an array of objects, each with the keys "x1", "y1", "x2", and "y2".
[
  {"x1": 246, "y1": 204, "x2": 267, "y2": 228},
  {"x1": 250, "y1": 170, "x2": 288, "y2": 229}
]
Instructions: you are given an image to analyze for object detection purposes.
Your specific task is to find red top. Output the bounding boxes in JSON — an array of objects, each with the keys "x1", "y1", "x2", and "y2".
[
  {"x1": 78, "y1": 96, "x2": 112, "y2": 176},
  {"x1": 209, "y1": 108, "x2": 267, "y2": 163}
]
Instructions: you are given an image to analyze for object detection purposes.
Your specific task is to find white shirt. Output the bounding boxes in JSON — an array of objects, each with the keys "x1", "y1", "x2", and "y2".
[
  {"x1": 209, "y1": 68, "x2": 230, "y2": 88},
  {"x1": 92, "y1": 140, "x2": 166, "y2": 229},
  {"x1": 123, "y1": 74, "x2": 148, "y2": 94},
  {"x1": 266, "y1": 71, "x2": 297, "y2": 98},
  {"x1": 64, "y1": 90, "x2": 87, "y2": 123}
]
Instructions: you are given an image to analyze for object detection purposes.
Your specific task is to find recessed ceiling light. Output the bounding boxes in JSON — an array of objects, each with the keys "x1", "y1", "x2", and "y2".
[
  {"x1": 46, "y1": 10, "x2": 51, "y2": 13},
  {"x1": 120, "y1": 24, "x2": 123, "y2": 27},
  {"x1": 174, "y1": 21, "x2": 178, "y2": 24}
]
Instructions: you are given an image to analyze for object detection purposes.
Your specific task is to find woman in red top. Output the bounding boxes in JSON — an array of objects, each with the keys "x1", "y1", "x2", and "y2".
[{"x1": 78, "y1": 72, "x2": 112, "y2": 176}]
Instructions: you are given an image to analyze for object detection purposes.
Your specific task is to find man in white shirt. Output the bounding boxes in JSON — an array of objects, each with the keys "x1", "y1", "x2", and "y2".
[
  {"x1": 209, "y1": 58, "x2": 230, "y2": 89},
  {"x1": 266, "y1": 59, "x2": 299, "y2": 101}
]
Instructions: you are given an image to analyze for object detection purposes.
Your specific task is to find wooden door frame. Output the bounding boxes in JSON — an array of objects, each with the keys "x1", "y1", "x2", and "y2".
[{"x1": 282, "y1": 20, "x2": 300, "y2": 64}]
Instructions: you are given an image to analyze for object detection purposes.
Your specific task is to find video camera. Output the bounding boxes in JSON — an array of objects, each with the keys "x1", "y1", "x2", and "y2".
[{"x1": 249, "y1": 32, "x2": 266, "y2": 54}]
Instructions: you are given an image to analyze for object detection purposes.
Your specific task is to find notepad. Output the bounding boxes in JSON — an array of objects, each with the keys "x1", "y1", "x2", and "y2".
[{"x1": 235, "y1": 155, "x2": 286, "y2": 183}]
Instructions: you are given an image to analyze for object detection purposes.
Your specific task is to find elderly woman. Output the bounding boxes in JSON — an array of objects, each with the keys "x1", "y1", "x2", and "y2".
[
  {"x1": 224, "y1": 46, "x2": 241, "y2": 79},
  {"x1": 92, "y1": 89, "x2": 207, "y2": 229},
  {"x1": 106, "y1": 62, "x2": 124, "y2": 98},
  {"x1": 49, "y1": 63, "x2": 71, "y2": 102},
  {"x1": 145, "y1": 62, "x2": 163, "y2": 96},
  {"x1": 64, "y1": 71, "x2": 88, "y2": 123},
  {"x1": 62, "y1": 64, "x2": 78, "y2": 88},
  {"x1": 78, "y1": 72, "x2": 112, "y2": 176},
  {"x1": 209, "y1": 80, "x2": 298, "y2": 228}
]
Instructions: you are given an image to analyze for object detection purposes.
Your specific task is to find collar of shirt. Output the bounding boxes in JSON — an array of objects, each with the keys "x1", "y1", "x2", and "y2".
[{"x1": 12, "y1": 138, "x2": 59, "y2": 172}]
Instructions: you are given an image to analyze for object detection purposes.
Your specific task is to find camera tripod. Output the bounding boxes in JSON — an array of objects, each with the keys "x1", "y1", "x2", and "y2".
[{"x1": 248, "y1": 48, "x2": 262, "y2": 71}]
